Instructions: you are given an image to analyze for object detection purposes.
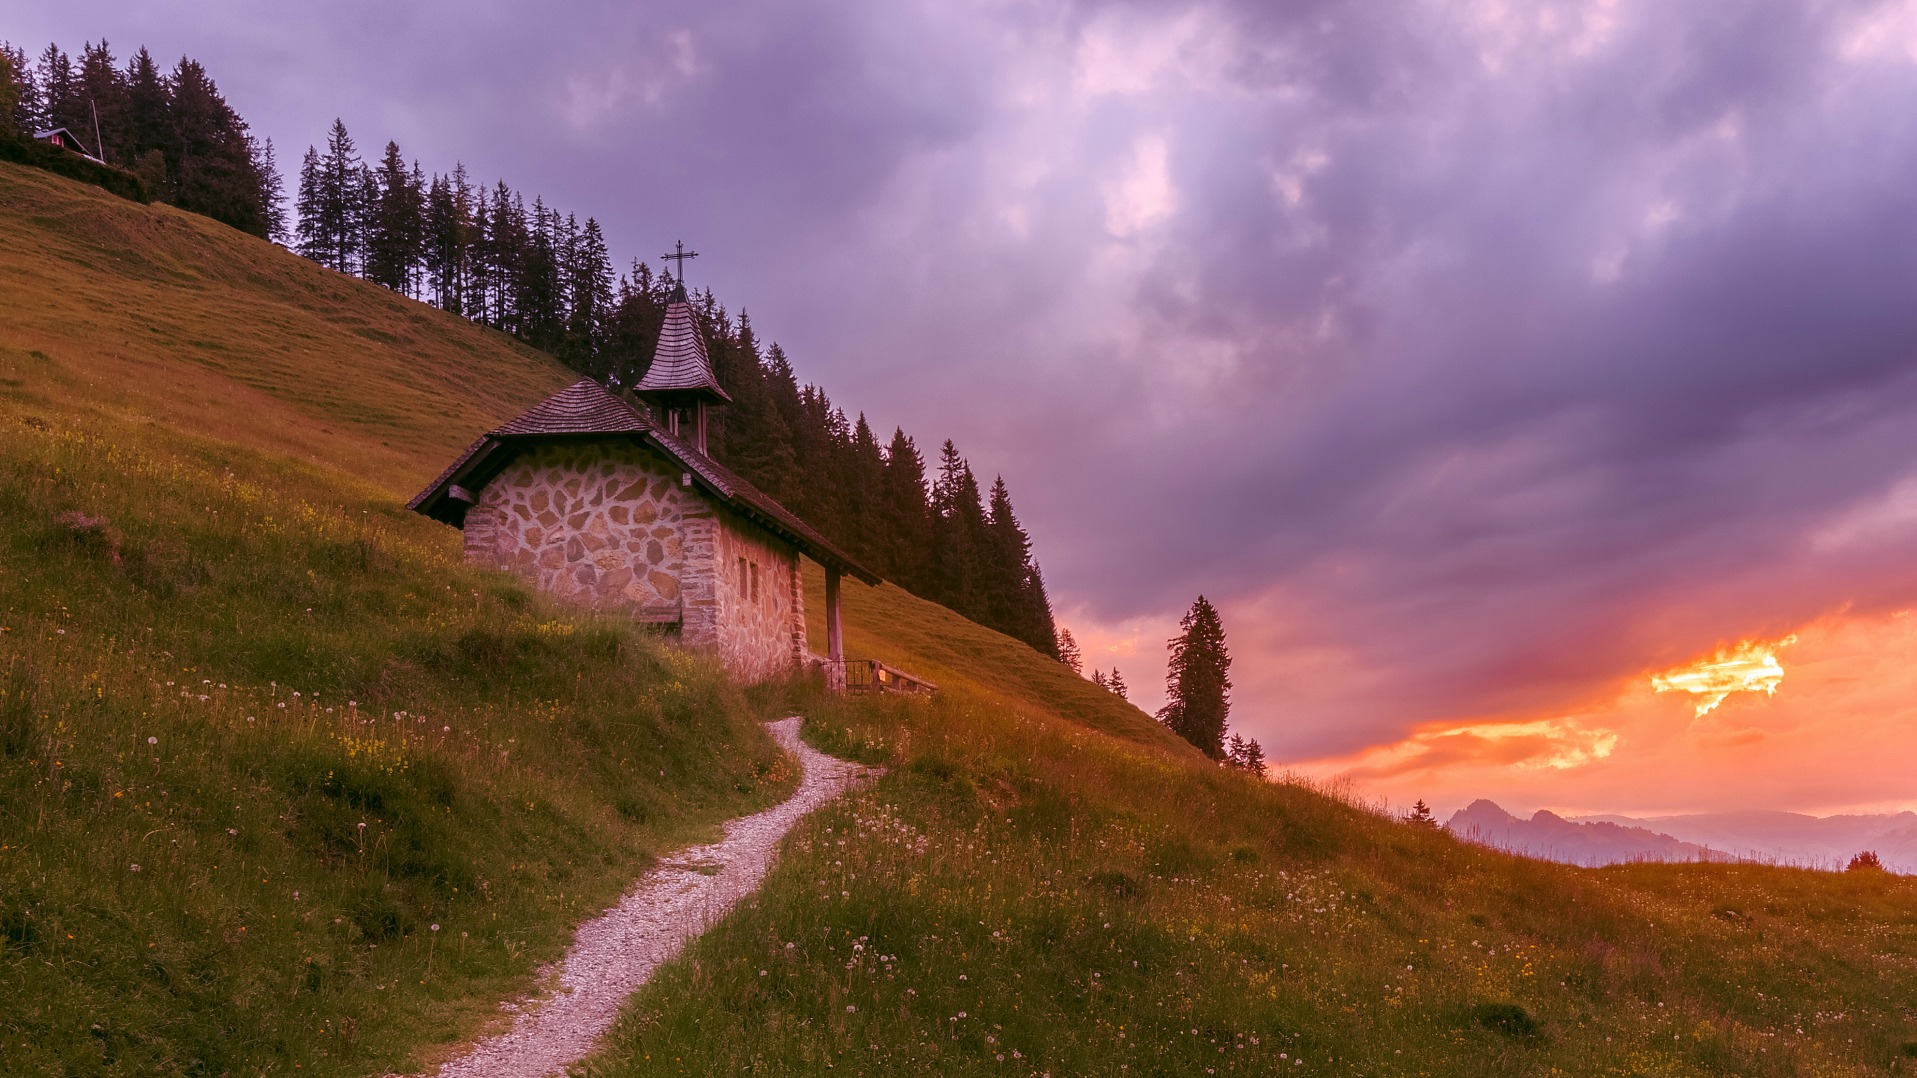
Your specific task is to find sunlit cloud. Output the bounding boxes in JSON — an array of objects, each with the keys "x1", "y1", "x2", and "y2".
[
  {"x1": 1650, "y1": 636, "x2": 1795, "y2": 716},
  {"x1": 1312, "y1": 716, "x2": 1620, "y2": 783}
]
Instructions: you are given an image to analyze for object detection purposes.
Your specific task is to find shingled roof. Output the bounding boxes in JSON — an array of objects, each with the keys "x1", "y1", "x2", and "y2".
[
  {"x1": 634, "y1": 286, "x2": 731, "y2": 403},
  {"x1": 407, "y1": 379, "x2": 878, "y2": 584}
]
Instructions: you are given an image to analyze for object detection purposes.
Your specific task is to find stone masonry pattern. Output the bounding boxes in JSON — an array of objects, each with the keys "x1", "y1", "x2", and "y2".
[{"x1": 462, "y1": 440, "x2": 803, "y2": 681}]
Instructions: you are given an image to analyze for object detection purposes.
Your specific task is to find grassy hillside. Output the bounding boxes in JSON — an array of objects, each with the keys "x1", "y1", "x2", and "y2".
[
  {"x1": 0, "y1": 162, "x2": 796, "y2": 1076},
  {"x1": 5, "y1": 159, "x2": 1917, "y2": 1077},
  {"x1": 592, "y1": 579, "x2": 1917, "y2": 1075}
]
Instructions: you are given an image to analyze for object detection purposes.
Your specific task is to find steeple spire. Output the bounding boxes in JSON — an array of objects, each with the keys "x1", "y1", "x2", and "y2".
[{"x1": 634, "y1": 242, "x2": 729, "y2": 453}]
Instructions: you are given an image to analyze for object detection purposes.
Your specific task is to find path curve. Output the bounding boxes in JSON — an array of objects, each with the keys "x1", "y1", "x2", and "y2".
[{"x1": 427, "y1": 717, "x2": 868, "y2": 1078}]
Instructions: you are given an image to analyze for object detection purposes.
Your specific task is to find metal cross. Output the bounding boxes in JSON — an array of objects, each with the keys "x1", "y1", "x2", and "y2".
[{"x1": 661, "y1": 240, "x2": 699, "y2": 285}]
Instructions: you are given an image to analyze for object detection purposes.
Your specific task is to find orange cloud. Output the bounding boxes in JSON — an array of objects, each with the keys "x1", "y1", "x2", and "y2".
[{"x1": 1294, "y1": 610, "x2": 1917, "y2": 817}]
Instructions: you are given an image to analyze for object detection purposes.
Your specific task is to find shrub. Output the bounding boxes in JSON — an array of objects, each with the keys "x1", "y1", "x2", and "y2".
[
  {"x1": 0, "y1": 133, "x2": 150, "y2": 203},
  {"x1": 1472, "y1": 1001, "x2": 1540, "y2": 1038},
  {"x1": 1847, "y1": 850, "x2": 1884, "y2": 872}
]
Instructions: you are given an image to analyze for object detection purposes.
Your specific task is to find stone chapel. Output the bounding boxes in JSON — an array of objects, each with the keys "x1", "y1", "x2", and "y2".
[{"x1": 408, "y1": 281, "x2": 879, "y2": 681}]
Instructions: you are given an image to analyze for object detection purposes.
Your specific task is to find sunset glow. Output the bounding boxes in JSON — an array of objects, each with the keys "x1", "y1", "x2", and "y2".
[{"x1": 1649, "y1": 636, "x2": 1795, "y2": 716}]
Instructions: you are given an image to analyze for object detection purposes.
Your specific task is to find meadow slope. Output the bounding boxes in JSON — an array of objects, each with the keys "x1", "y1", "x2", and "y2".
[
  {"x1": 0, "y1": 162, "x2": 796, "y2": 1076},
  {"x1": 4, "y1": 161, "x2": 1917, "y2": 1076},
  {"x1": 568, "y1": 574, "x2": 1917, "y2": 1076}
]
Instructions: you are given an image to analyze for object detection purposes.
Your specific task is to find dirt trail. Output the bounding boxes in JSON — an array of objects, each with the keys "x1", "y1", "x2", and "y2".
[{"x1": 425, "y1": 717, "x2": 867, "y2": 1078}]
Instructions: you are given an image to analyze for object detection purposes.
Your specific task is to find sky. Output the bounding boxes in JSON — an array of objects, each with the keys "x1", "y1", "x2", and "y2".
[{"x1": 12, "y1": 0, "x2": 1917, "y2": 818}]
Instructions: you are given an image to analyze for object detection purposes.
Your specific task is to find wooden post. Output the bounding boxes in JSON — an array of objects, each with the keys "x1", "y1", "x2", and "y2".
[{"x1": 825, "y1": 566, "x2": 844, "y2": 663}]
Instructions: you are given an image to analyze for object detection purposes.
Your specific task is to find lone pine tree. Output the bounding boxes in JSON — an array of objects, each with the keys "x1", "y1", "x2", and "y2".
[{"x1": 1159, "y1": 596, "x2": 1232, "y2": 759}]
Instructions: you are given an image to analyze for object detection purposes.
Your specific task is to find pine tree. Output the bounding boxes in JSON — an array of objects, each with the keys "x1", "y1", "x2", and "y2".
[
  {"x1": 879, "y1": 428, "x2": 932, "y2": 589},
  {"x1": 981, "y1": 477, "x2": 1058, "y2": 655},
  {"x1": 365, "y1": 141, "x2": 424, "y2": 293},
  {"x1": 0, "y1": 47, "x2": 18, "y2": 139},
  {"x1": 301, "y1": 119, "x2": 366, "y2": 271},
  {"x1": 37, "y1": 45, "x2": 78, "y2": 136},
  {"x1": 1091, "y1": 670, "x2": 1108, "y2": 689},
  {"x1": 75, "y1": 41, "x2": 126, "y2": 164},
  {"x1": 295, "y1": 146, "x2": 321, "y2": 243},
  {"x1": 1404, "y1": 800, "x2": 1437, "y2": 827},
  {"x1": 165, "y1": 58, "x2": 269, "y2": 235},
  {"x1": 255, "y1": 137, "x2": 287, "y2": 243},
  {"x1": 842, "y1": 414, "x2": 888, "y2": 565},
  {"x1": 1158, "y1": 596, "x2": 1232, "y2": 759},
  {"x1": 562, "y1": 216, "x2": 613, "y2": 371},
  {"x1": 1225, "y1": 733, "x2": 1266, "y2": 773},
  {"x1": 1056, "y1": 628, "x2": 1082, "y2": 673},
  {"x1": 1108, "y1": 668, "x2": 1129, "y2": 701},
  {"x1": 2, "y1": 44, "x2": 36, "y2": 136},
  {"x1": 930, "y1": 441, "x2": 988, "y2": 620},
  {"x1": 122, "y1": 47, "x2": 169, "y2": 195},
  {"x1": 122, "y1": 47, "x2": 167, "y2": 156},
  {"x1": 422, "y1": 164, "x2": 474, "y2": 314}
]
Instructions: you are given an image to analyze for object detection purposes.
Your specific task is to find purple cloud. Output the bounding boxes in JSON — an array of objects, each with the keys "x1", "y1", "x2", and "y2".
[{"x1": 16, "y1": 0, "x2": 1917, "y2": 766}]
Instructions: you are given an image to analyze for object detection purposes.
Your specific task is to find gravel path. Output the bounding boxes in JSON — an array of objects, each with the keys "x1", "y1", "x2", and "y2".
[{"x1": 426, "y1": 717, "x2": 868, "y2": 1078}]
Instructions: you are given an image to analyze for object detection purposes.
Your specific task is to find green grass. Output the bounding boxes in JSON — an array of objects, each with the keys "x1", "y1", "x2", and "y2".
[
  {"x1": 6, "y1": 159, "x2": 1917, "y2": 1076},
  {"x1": 0, "y1": 163, "x2": 794, "y2": 1075}
]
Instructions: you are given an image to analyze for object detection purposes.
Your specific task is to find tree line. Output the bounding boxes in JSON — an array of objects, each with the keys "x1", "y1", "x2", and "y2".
[
  {"x1": 0, "y1": 40, "x2": 284, "y2": 238},
  {"x1": 285, "y1": 117, "x2": 1059, "y2": 657}
]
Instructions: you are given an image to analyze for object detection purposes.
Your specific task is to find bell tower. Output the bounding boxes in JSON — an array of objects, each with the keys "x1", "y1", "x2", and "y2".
[{"x1": 633, "y1": 242, "x2": 730, "y2": 453}]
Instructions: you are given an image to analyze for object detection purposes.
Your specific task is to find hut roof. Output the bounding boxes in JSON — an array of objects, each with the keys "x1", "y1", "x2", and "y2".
[
  {"x1": 408, "y1": 379, "x2": 877, "y2": 584},
  {"x1": 634, "y1": 286, "x2": 731, "y2": 404},
  {"x1": 32, "y1": 127, "x2": 103, "y2": 163}
]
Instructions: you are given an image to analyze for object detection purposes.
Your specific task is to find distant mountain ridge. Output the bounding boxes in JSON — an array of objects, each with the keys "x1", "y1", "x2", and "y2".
[
  {"x1": 1445, "y1": 800, "x2": 1729, "y2": 867},
  {"x1": 1445, "y1": 800, "x2": 1917, "y2": 871},
  {"x1": 1569, "y1": 809, "x2": 1917, "y2": 873}
]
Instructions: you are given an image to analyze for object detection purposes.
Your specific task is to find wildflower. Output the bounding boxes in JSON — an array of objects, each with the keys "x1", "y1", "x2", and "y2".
[
  {"x1": 147, "y1": 736, "x2": 157, "y2": 745},
  {"x1": 129, "y1": 863, "x2": 140, "y2": 872},
  {"x1": 846, "y1": 1005, "x2": 857, "y2": 1012},
  {"x1": 431, "y1": 924, "x2": 440, "y2": 932}
]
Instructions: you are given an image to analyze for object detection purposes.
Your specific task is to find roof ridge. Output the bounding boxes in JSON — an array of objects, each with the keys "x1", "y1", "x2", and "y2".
[{"x1": 491, "y1": 379, "x2": 651, "y2": 436}]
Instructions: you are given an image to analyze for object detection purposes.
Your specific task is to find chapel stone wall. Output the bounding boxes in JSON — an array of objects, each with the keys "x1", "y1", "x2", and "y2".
[
  {"x1": 463, "y1": 441, "x2": 705, "y2": 617},
  {"x1": 462, "y1": 440, "x2": 803, "y2": 682},
  {"x1": 701, "y1": 508, "x2": 804, "y2": 681}
]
